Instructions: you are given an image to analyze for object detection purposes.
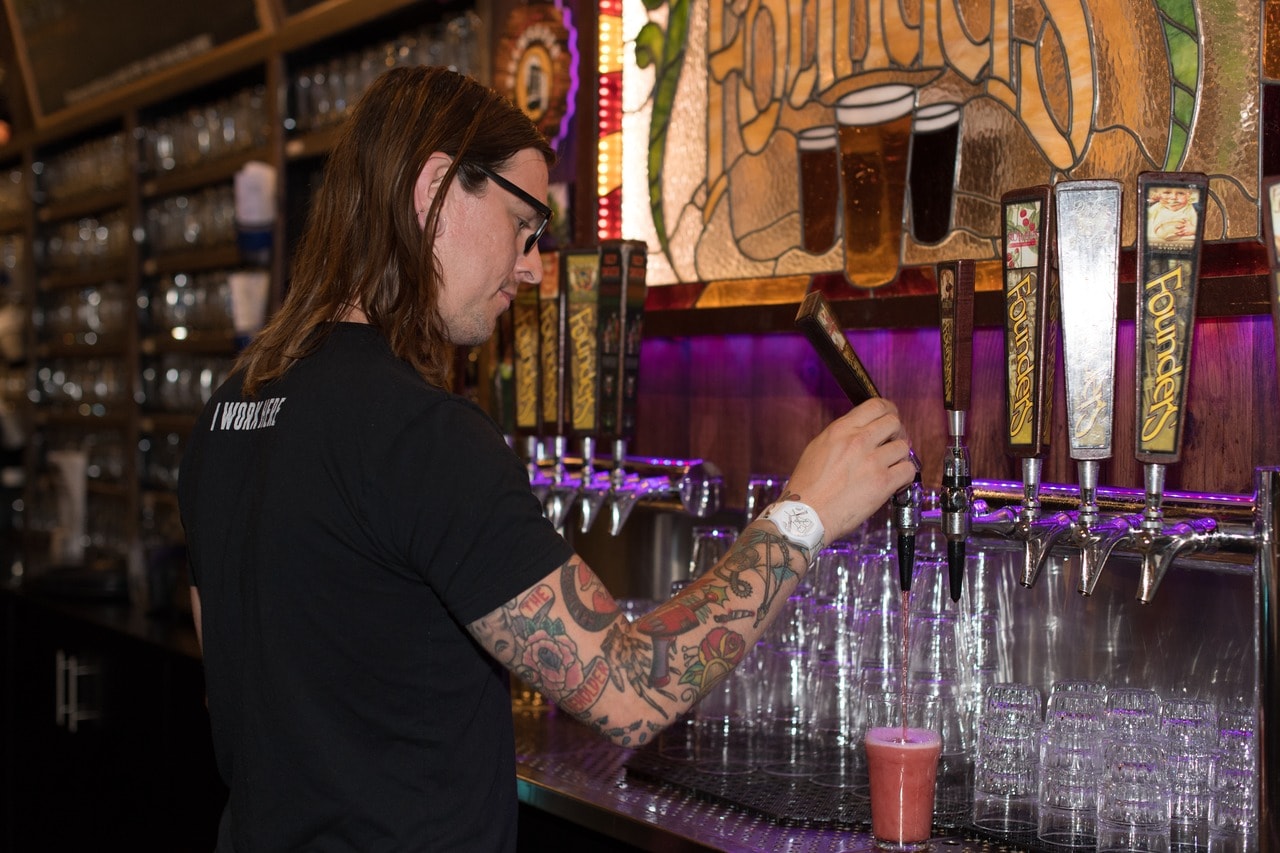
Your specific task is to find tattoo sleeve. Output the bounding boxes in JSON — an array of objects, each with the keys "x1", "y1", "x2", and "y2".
[{"x1": 468, "y1": 523, "x2": 806, "y2": 747}]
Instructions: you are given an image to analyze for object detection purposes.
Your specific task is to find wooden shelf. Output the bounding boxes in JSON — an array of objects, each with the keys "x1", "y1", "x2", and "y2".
[
  {"x1": 36, "y1": 188, "x2": 128, "y2": 224},
  {"x1": 141, "y1": 330, "x2": 239, "y2": 356},
  {"x1": 284, "y1": 123, "x2": 342, "y2": 161},
  {"x1": 141, "y1": 146, "x2": 273, "y2": 198},
  {"x1": 35, "y1": 336, "x2": 130, "y2": 358},
  {"x1": 143, "y1": 244, "x2": 243, "y2": 276},
  {"x1": 38, "y1": 264, "x2": 130, "y2": 291}
]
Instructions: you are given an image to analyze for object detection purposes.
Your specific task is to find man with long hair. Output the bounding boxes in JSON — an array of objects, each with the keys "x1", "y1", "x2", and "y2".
[{"x1": 179, "y1": 66, "x2": 915, "y2": 851}]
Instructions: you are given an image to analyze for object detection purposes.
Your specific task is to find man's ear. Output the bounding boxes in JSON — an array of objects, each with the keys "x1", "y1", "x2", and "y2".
[{"x1": 414, "y1": 152, "x2": 454, "y2": 228}]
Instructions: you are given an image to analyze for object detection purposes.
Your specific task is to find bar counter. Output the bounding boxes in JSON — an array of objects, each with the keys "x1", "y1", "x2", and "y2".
[{"x1": 514, "y1": 704, "x2": 997, "y2": 853}]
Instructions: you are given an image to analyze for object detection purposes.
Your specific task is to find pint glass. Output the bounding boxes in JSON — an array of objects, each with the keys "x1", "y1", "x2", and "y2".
[{"x1": 836, "y1": 84, "x2": 916, "y2": 288}]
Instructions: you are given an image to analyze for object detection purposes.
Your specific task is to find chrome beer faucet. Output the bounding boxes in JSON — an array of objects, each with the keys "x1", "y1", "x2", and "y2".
[
  {"x1": 1052, "y1": 179, "x2": 1133, "y2": 595},
  {"x1": 937, "y1": 260, "x2": 975, "y2": 601},
  {"x1": 796, "y1": 290, "x2": 922, "y2": 592},
  {"x1": 575, "y1": 435, "x2": 611, "y2": 534},
  {"x1": 999, "y1": 186, "x2": 1072, "y2": 588},
  {"x1": 1129, "y1": 172, "x2": 1210, "y2": 603},
  {"x1": 604, "y1": 440, "x2": 725, "y2": 535}
]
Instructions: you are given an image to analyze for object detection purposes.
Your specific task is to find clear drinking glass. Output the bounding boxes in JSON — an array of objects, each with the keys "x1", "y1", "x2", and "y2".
[
  {"x1": 1096, "y1": 737, "x2": 1172, "y2": 852},
  {"x1": 1162, "y1": 697, "x2": 1219, "y2": 851},
  {"x1": 972, "y1": 682, "x2": 1042, "y2": 834}
]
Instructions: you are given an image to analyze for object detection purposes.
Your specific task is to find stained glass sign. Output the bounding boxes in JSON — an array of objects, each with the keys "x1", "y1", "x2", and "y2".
[{"x1": 621, "y1": 0, "x2": 1267, "y2": 291}]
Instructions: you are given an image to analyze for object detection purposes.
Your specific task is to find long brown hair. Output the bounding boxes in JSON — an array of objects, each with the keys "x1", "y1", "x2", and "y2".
[{"x1": 237, "y1": 65, "x2": 555, "y2": 395}]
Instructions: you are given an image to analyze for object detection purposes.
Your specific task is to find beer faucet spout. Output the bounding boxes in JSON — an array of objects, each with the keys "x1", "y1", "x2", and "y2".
[
  {"x1": 575, "y1": 437, "x2": 611, "y2": 534},
  {"x1": 542, "y1": 436, "x2": 582, "y2": 534},
  {"x1": 892, "y1": 456, "x2": 923, "y2": 592},
  {"x1": 1075, "y1": 514, "x2": 1139, "y2": 596},
  {"x1": 1135, "y1": 517, "x2": 1219, "y2": 603},
  {"x1": 1016, "y1": 511, "x2": 1075, "y2": 589}
]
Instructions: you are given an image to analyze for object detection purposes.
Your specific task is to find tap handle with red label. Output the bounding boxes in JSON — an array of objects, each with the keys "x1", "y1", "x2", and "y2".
[
  {"x1": 1133, "y1": 171, "x2": 1207, "y2": 467},
  {"x1": 1000, "y1": 185, "x2": 1058, "y2": 461}
]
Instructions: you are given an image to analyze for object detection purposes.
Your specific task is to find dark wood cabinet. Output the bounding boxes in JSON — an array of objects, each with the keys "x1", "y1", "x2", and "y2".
[{"x1": 1, "y1": 587, "x2": 224, "y2": 852}]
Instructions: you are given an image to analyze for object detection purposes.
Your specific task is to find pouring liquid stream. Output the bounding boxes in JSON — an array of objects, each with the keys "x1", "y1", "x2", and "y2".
[{"x1": 900, "y1": 586, "x2": 910, "y2": 743}]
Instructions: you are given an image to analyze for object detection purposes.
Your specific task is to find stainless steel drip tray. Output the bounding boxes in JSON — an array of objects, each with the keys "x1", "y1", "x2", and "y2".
[{"x1": 514, "y1": 709, "x2": 1040, "y2": 852}]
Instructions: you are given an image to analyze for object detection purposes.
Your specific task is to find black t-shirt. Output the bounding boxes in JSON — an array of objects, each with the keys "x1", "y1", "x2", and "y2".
[{"x1": 179, "y1": 324, "x2": 573, "y2": 852}]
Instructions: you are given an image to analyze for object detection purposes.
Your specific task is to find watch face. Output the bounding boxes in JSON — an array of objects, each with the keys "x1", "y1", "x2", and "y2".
[
  {"x1": 767, "y1": 501, "x2": 823, "y2": 551},
  {"x1": 779, "y1": 505, "x2": 817, "y2": 537}
]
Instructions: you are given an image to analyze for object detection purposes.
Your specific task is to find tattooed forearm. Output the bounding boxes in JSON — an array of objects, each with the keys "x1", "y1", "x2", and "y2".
[
  {"x1": 469, "y1": 522, "x2": 808, "y2": 747},
  {"x1": 708, "y1": 526, "x2": 802, "y2": 628}
]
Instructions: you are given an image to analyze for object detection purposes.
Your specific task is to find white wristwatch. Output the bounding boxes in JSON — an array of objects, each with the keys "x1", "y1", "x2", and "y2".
[{"x1": 760, "y1": 500, "x2": 826, "y2": 554}]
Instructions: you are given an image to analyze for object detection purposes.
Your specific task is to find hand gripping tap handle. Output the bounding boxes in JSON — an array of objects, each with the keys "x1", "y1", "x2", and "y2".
[
  {"x1": 796, "y1": 290, "x2": 922, "y2": 592},
  {"x1": 937, "y1": 260, "x2": 975, "y2": 601}
]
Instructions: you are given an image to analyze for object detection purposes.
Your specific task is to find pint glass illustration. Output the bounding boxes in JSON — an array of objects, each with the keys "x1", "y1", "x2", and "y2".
[
  {"x1": 836, "y1": 84, "x2": 916, "y2": 288},
  {"x1": 797, "y1": 126, "x2": 841, "y2": 254},
  {"x1": 908, "y1": 103, "x2": 961, "y2": 245}
]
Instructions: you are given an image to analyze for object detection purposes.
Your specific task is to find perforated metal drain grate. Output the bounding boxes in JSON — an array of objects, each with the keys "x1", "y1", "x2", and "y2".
[
  {"x1": 515, "y1": 710, "x2": 1041, "y2": 852},
  {"x1": 624, "y1": 739, "x2": 1068, "y2": 853}
]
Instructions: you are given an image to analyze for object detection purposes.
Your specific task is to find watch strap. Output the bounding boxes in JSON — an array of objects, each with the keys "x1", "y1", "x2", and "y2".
[{"x1": 760, "y1": 500, "x2": 826, "y2": 555}]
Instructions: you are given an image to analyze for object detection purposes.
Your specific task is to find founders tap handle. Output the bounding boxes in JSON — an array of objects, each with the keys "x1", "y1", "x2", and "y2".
[
  {"x1": 539, "y1": 249, "x2": 569, "y2": 439},
  {"x1": 1000, "y1": 185, "x2": 1059, "y2": 466},
  {"x1": 1132, "y1": 172, "x2": 1208, "y2": 599},
  {"x1": 937, "y1": 259, "x2": 974, "y2": 601},
  {"x1": 938, "y1": 260, "x2": 975, "y2": 415},
  {"x1": 796, "y1": 290, "x2": 882, "y2": 405},
  {"x1": 1263, "y1": 176, "x2": 1280, "y2": 407},
  {"x1": 1133, "y1": 174, "x2": 1207, "y2": 474},
  {"x1": 512, "y1": 267, "x2": 544, "y2": 440},
  {"x1": 796, "y1": 290, "x2": 922, "y2": 593},
  {"x1": 563, "y1": 246, "x2": 606, "y2": 440}
]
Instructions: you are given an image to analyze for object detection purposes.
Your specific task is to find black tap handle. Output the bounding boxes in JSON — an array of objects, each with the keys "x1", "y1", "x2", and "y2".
[
  {"x1": 938, "y1": 260, "x2": 975, "y2": 601},
  {"x1": 796, "y1": 290, "x2": 921, "y2": 592}
]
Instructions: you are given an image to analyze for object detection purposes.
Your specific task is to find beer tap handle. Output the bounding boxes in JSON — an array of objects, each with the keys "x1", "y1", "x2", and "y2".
[
  {"x1": 1133, "y1": 171, "x2": 1208, "y2": 600},
  {"x1": 937, "y1": 259, "x2": 974, "y2": 602},
  {"x1": 1262, "y1": 176, "x2": 1280, "y2": 431},
  {"x1": 796, "y1": 290, "x2": 922, "y2": 592},
  {"x1": 1054, "y1": 179, "x2": 1122, "y2": 522},
  {"x1": 512, "y1": 269, "x2": 543, "y2": 450},
  {"x1": 1054, "y1": 179, "x2": 1126, "y2": 595},
  {"x1": 1000, "y1": 186, "x2": 1058, "y2": 500},
  {"x1": 616, "y1": 240, "x2": 649, "y2": 443},
  {"x1": 538, "y1": 246, "x2": 568, "y2": 452},
  {"x1": 1001, "y1": 186, "x2": 1065, "y2": 588}
]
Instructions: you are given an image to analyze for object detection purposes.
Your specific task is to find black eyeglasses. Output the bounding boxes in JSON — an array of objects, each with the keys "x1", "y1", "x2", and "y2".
[{"x1": 475, "y1": 164, "x2": 552, "y2": 255}]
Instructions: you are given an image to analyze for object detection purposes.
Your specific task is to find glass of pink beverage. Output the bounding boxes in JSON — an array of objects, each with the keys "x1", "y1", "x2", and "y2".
[{"x1": 864, "y1": 726, "x2": 942, "y2": 851}]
